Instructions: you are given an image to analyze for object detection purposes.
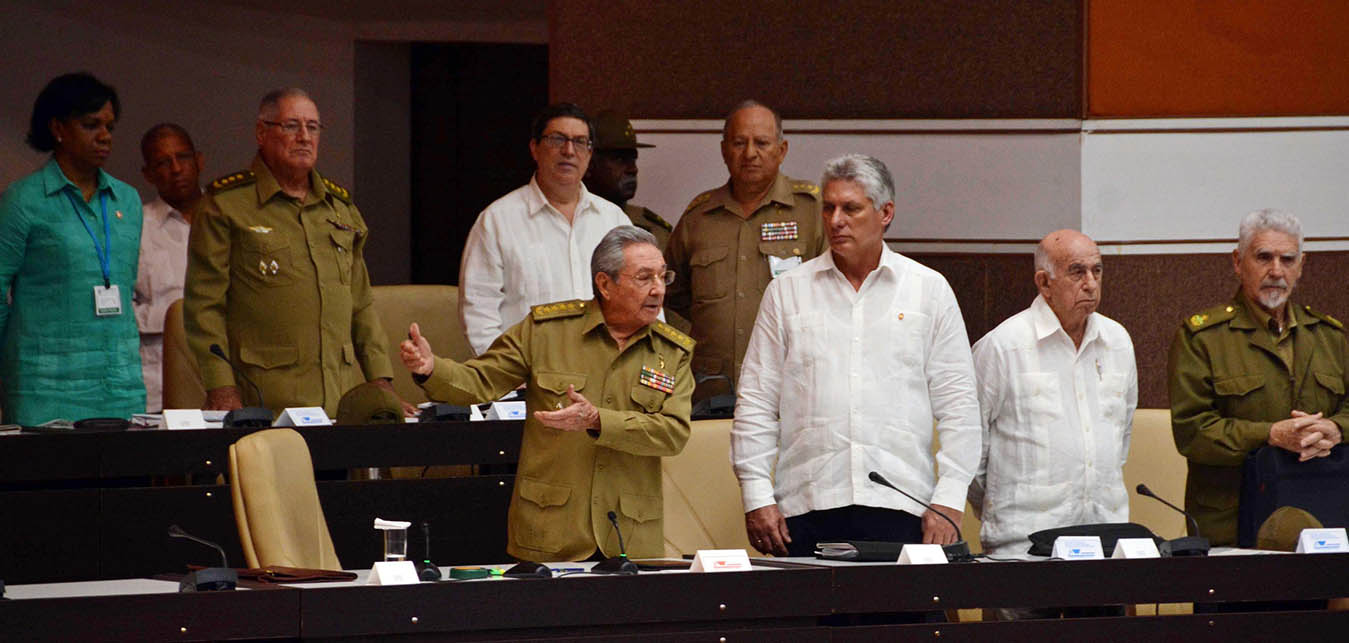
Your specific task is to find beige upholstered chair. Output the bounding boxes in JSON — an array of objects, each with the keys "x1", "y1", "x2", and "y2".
[
  {"x1": 371, "y1": 284, "x2": 474, "y2": 405},
  {"x1": 161, "y1": 298, "x2": 206, "y2": 410},
  {"x1": 661, "y1": 418, "x2": 756, "y2": 556},
  {"x1": 229, "y1": 428, "x2": 341, "y2": 570}
]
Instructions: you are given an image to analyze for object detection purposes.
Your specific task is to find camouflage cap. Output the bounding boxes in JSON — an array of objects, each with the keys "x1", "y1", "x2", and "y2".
[{"x1": 592, "y1": 110, "x2": 653, "y2": 151}]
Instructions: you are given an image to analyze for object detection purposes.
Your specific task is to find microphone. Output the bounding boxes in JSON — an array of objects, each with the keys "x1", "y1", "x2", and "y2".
[
  {"x1": 868, "y1": 471, "x2": 974, "y2": 563},
  {"x1": 416, "y1": 521, "x2": 442, "y2": 581},
  {"x1": 1135, "y1": 484, "x2": 1209, "y2": 557},
  {"x1": 168, "y1": 524, "x2": 238, "y2": 592},
  {"x1": 591, "y1": 510, "x2": 639, "y2": 575},
  {"x1": 208, "y1": 344, "x2": 272, "y2": 427}
]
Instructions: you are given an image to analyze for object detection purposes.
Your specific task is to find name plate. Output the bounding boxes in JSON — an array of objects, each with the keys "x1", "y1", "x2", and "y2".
[
  {"x1": 897, "y1": 544, "x2": 948, "y2": 565},
  {"x1": 486, "y1": 401, "x2": 527, "y2": 420},
  {"x1": 367, "y1": 560, "x2": 420, "y2": 585},
  {"x1": 1296, "y1": 528, "x2": 1349, "y2": 554},
  {"x1": 274, "y1": 407, "x2": 332, "y2": 427},
  {"x1": 162, "y1": 409, "x2": 208, "y2": 430},
  {"x1": 1111, "y1": 537, "x2": 1161, "y2": 559},
  {"x1": 690, "y1": 549, "x2": 752, "y2": 572},
  {"x1": 1052, "y1": 535, "x2": 1104, "y2": 560}
]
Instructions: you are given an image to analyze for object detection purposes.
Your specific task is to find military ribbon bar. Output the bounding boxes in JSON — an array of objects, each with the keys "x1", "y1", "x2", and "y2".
[
  {"x1": 639, "y1": 365, "x2": 676, "y2": 394},
  {"x1": 760, "y1": 221, "x2": 798, "y2": 241}
]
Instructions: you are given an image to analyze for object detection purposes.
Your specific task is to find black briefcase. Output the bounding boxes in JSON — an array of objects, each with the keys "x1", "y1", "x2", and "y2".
[{"x1": 1238, "y1": 444, "x2": 1349, "y2": 547}]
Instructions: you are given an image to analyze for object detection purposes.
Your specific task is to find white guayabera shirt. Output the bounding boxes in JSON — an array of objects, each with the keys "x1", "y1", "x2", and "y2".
[
  {"x1": 459, "y1": 176, "x2": 628, "y2": 355},
  {"x1": 733, "y1": 246, "x2": 981, "y2": 520},
  {"x1": 969, "y1": 295, "x2": 1138, "y2": 556}
]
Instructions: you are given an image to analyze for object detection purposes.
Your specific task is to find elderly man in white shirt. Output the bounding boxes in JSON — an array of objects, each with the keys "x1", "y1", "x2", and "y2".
[
  {"x1": 134, "y1": 123, "x2": 204, "y2": 412},
  {"x1": 459, "y1": 103, "x2": 629, "y2": 355},
  {"x1": 968, "y1": 229, "x2": 1138, "y2": 559},
  {"x1": 733, "y1": 154, "x2": 981, "y2": 557}
]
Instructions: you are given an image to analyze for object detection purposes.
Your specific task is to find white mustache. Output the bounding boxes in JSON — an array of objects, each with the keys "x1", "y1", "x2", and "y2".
[{"x1": 1261, "y1": 279, "x2": 1288, "y2": 289}]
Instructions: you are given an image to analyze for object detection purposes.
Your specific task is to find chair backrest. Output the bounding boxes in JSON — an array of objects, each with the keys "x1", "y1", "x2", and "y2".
[
  {"x1": 229, "y1": 428, "x2": 341, "y2": 570},
  {"x1": 1123, "y1": 408, "x2": 1189, "y2": 539},
  {"x1": 371, "y1": 284, "x2": 474, "y2": 404},
  {"x1": 162, "y1": 298, "x2": 206, "y2": 410},
  {"x1": 661, "y1": 418, "x2": 756, "y2": 556}
]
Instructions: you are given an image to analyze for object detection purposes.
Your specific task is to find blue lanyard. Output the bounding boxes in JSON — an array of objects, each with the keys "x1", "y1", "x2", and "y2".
[{"x1": 65, "y1": 189, "x2": 112, "y2": 288}]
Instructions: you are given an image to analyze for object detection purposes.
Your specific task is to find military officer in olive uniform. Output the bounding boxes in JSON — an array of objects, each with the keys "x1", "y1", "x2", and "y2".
[
  {"x1": 186, "y1": 88, "x2": 401, "y2": 417},
  {"x1": 401, "y1": 226, "x2": 693, "y2": 562},
  {"x1": 583, "y1": 110, "x2": 673, "y2": 250},
  {"x1": 1169, "y1": 209, "x2": 1345, "y2": 546},
  {"x1": 665, "y1": 100, "x2": 826, "y2": 397}
]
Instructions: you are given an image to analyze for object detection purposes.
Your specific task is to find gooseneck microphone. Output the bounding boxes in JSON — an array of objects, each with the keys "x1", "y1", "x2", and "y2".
[
  {"x1": 208, "y1": 344, "x2": 272, "y2": 427},
  {"x1": 591, "y1": 510, "x2": 639, "y2": 575},
  {"x1": 168, "y1": 524, "x2": 238, "y2": 592},
  {"x1": 1135, "y1": 484, "x2": 1210, "y2": 557},
  {"x1": 868, "y1": 471, "x2": 975, "y2": 563},
  {"x1": 416, "y1": 522, "x2": 442, "y2": 581}
]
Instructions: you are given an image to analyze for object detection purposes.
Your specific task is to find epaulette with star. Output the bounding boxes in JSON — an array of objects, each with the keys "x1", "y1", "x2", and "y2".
[
  {"x1": 321, "y1": 177, "x2": 352, "y2": 204},
  {"x1": 1184, "y1": 303, "x2": 1236, "y2": 332},
  {"x1": 1302, "y1": 304, "x2": 1345, "y2": 330},
  {"x1": 531, "y1": 299, "x2": 588, "y2": 320},
  {"x1": 790, "y1": 179, "x2": 820, "y2": 199},
  {"x1": 207, "y1": 170, "x2": 256, "y2": 195},
  {"x1": 651, "y1": 320, "x2": 695, "y2": 352},
  {"x1": 682, "y1": 191, "x2": 713, "y2": 215},
  {"x1": 641, "y1": 208, "x2": 673, "y2": 232}
]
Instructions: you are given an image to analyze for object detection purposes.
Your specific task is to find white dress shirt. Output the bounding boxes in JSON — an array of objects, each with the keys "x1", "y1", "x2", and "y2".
[
  {"x1": 134, "y1": 197, "x2": 191, "y2": 412},
  {"x1": 969, "y1": 295, "x2": 1138, "y2": 556},
  {"x1": 459, "y1": 176, "x2": 629, "y2": 355},
  {"x1": 733, "y1": 246, "x2": 982, "y2": 519}
]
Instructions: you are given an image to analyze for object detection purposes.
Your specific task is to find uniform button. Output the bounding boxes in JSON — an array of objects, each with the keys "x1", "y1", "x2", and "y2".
[
  {"x1": 597, "y1": 464, "x2": 606, "y2": 471},
  {"x1": 740, "y1": 255, "x2": 748, "y2": 262},
  {"x1": 737, "y1": 291, "x2": 745, "y2": 299},
  {"x1": 606, "y1": 396, "x2": 614, "y2": 404}
]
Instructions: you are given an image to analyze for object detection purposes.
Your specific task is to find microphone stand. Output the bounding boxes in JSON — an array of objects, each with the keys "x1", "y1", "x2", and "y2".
[
  {"x1": 209, "y1": 344, "x2": 272, "y2": 428},
  {"x1": 868, "y1": 471, "x2": 975, "y2": 563},
  {"x1": 591, "y1": 511, "x2": 639, "y2": 575},
  {"x1": 1136, "y1": 484, "x2": 1210, "y2": 557},
  {"x1": 168, "y1": 524, "x2": 238, "y2": 592}
]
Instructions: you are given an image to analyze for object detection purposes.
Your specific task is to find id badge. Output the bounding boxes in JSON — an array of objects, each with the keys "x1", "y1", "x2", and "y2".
[
  {"x1": 767, "y1": 255, "x2": 802, "y2": 279},
  {"x1": 94, "y1": 284, "x2": 123, "y2": 316}
]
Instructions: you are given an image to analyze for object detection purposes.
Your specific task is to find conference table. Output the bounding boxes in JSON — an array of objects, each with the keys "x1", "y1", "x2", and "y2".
[{"x1": 5, "y1": 553, "x2": 1348, "y2": 641}]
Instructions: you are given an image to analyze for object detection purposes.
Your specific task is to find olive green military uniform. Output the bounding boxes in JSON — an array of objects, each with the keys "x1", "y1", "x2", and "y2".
[
  {"x1": 185, "y1": 155, "x2": 393, "y2": 416},
  {"x1": 622, "y1": 203, "x2": 671, "y2": 253},
  {"x1": 419, "y1": 299, "x2": 694, "y2": 562},
  {"x1": 1168, "y1": 292, "x2": 1349, "y2": 545},
  {"x1": 665, "y1": 173, "x2": 824, "y2": 389}
]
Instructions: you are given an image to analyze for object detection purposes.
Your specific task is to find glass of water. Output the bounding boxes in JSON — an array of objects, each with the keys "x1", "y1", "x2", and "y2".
[{"x1": 383, "y1": 527, "x2": 408, "y2": 562}]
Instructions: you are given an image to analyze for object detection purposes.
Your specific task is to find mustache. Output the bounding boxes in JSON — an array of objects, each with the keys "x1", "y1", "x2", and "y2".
[{"x1": 1261, "y1": 278, "x2": 1289, "y2": 289}]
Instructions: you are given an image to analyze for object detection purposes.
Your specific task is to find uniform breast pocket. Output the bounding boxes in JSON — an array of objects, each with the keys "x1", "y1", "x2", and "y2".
[
  {"x1": 689, "y1": 244, "x2": 730, "y2": 301},
  {"x1": 238, "y1": 234, "x2": 295, "y2": 287},
  {"x1": 758, "y1": 241, "x2": 803, "y2": 281},
  {"x1": 330, "y1": 229, "x2": 355, "y2": 284},
  {"x1": 630, "y1": 385, "x2": 667, "y2": 413},
  {"x1": 535, "y1": 370, "x2": 587, "y2": 409}
]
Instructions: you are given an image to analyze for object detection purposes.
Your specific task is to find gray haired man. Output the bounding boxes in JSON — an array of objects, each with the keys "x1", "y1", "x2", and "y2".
[{"x1": 400, "y1": 226, "x2": 695, "y2": 562}]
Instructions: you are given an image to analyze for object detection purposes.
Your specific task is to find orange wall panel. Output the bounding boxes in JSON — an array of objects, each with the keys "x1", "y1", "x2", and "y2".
[{"x1": 1089, "y1": 0, "x2": 1349, "y2": 117}]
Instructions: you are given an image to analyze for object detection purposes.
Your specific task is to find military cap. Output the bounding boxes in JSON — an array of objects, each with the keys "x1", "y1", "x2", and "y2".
[
  {"x1": 592, "y1": 110, "x2": 653, "y2": 151},
  {"x1": 336, "y1": 381, "x2": 403, "y2": 425},
  {"x1": 1256, "y1": 506, "x2": 1323, "y2": 552}
]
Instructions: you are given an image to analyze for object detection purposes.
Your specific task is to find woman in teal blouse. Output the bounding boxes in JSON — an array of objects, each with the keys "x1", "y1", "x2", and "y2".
[{"x1": 0, "y1": 73, "x2": 145, "y2": 425}]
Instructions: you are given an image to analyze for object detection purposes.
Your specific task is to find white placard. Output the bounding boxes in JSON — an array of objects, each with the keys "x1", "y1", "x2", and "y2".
[
  {"x1": 689, "y1": 549, "x2": 752, "y2": 573},
  {"x1": 162, "y1": 409, "x2": 208, "y2": 430},
  {"x1": 1052, "y1": 536, "x2": 1104, "y2": 560},
  {"x1": 1111, "y1": 537, "x2": 1161, "y2": 559},
  {"x1": 367, "y1": 560, "x2": 420, "y2": 585},
  {"x1": 897, "y1": 544, "x2": 948, "y2": 565},
  {"x1": 486, "y1": 401, "x2": 527, "y2": 421},
  {"x1": 274, "y1": 407, "x2": 332, "y2": 427},
  {"x1": 1296, "y1": 528, "x2": 1349, "y2": 554}
]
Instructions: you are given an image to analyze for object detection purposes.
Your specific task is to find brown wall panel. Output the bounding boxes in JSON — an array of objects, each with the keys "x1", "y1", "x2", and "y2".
[
  {"x1": 551, "y1": 0, "x2": 1082, "y2": 118},
  {"x1": 1088, "y1": 0, "x2": 1349, "y2": 117},
  {"x1": 911, "y1": 250, "x2": 1349, "y2": 409}
]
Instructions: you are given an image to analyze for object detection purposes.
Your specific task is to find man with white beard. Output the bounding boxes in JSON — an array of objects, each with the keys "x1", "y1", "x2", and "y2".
[{"x1": 1168, "y1": 209, "x2": 1346, "y2": 546}]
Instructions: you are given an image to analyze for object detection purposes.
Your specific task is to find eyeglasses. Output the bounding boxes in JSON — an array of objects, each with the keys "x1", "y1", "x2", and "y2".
[
  {"x1": 621, "y1": 269, "x2": 676, "y2": 288},
  {"x1": 538, "y1": 133, "x2": 593, "y2": 151},
  {"x1": 261, "y1": 119, "x2": 324, "y2": 136}
]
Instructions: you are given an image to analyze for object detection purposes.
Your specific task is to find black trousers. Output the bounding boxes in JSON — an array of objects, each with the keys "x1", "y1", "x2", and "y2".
[{"x1": 784, "y1": 505, "x2": 923, "y2": 558}]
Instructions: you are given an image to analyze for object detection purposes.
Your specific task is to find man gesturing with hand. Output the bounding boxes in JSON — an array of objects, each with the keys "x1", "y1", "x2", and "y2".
[{"x1": 402, "y1": 226, "x2": 694, "y2": 563}]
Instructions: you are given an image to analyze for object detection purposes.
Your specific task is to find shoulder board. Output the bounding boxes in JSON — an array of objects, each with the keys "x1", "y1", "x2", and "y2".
[
  {"x1": 207, "y1": 170, "x2": 256, "y2": 195},
  {"x1": 682, "y1": 191, "x2": 714, "y2": 215},
  {"x1": 1184, "y1": 303, "x2": 1236, "y2": 332},
  {"x1": 531, "y1": 299, "x2": 588, "y2": 320},
  {"x1": 790, "y1": 180, "x2": 820, "y2": 198},
  {"x1": 322, "y1": 177, "x2": 352, "y2": 204},
  {"x1": 651, "y1": 321, "x2": 695, "y2": 352},
  {"x1": 1302, "y1": 305, "x2": 1345, "y2": 330},
  {"x1": 642, "y1": 208, "x2": 673, "y2": 232}
]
